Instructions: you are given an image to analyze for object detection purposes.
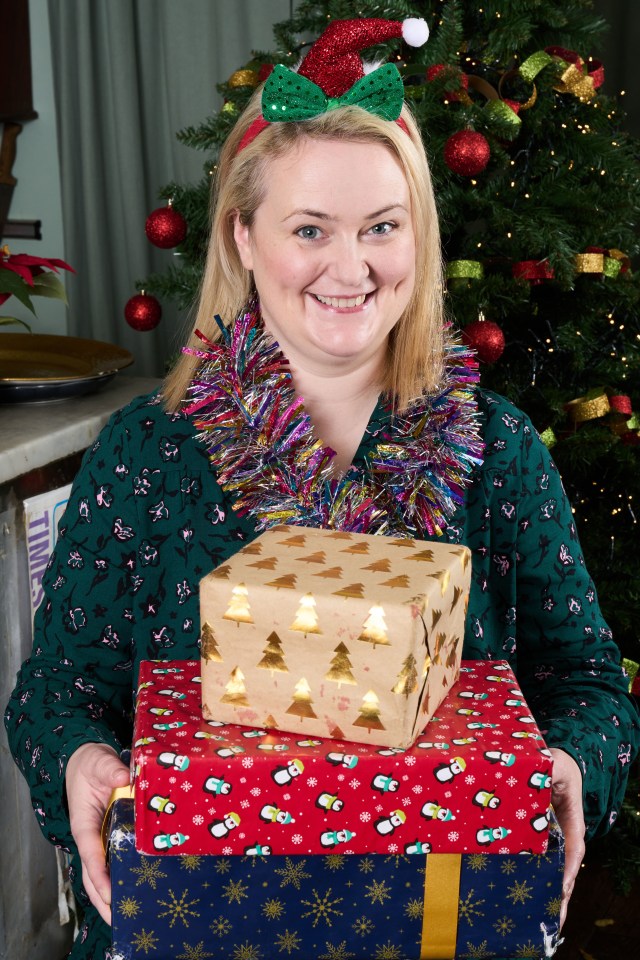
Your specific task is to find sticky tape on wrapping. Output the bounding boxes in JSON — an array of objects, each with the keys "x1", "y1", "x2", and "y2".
[
  {"x1": 101, "y1": 784, "x2": 135, "y2": 858},
  {"x1": 420, "y1": 854, "x2": 462, "y2": 959}
]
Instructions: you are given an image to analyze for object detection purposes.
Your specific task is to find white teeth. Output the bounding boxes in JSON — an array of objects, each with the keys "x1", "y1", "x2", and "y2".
[{"x1": 315, "y1": 293, "x2": 366, "y2": 308}]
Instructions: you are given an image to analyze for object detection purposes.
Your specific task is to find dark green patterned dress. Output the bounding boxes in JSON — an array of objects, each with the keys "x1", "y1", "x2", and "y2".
[{"x1": 5, "y1": 387, "x2": 639, "y2": 960}]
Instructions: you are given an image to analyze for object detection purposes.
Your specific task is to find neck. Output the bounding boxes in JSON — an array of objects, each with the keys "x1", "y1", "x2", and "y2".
[{"x1": 289, "y1": 359, "x2": 383, "y2": 476}]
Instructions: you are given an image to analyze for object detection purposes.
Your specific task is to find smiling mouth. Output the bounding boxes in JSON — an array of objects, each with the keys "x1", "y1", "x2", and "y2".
[{"x1": 313, "y1": 293, "x2": 368, "y2": 308}]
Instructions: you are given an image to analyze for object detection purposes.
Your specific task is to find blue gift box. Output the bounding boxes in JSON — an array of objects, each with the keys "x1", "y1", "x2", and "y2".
[{"x1": 108, "y1": 798, "x2": 563, "y2": 959}]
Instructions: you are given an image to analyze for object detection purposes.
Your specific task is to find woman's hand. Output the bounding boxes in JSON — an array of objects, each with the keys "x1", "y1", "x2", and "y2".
[
  {"x1": 549, "y1": 747, "x2": 586, "y2": 930},
  {"x1": 65, "y1": 742, "x2": 130, "y2": 925}
]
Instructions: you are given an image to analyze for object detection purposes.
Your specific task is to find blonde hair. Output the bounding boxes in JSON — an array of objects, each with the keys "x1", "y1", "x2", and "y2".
[{"x1": 163, "y1": 86, "x2": 445, "y2": 413}]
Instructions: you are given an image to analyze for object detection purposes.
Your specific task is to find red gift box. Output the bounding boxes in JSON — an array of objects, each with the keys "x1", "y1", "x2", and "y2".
[{"x1": 132, "y1": 660, "x2": 552, "y2": 857}]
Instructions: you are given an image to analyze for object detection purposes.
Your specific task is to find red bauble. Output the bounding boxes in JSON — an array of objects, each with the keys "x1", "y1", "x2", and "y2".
[
  {"x1": 145, "y1": 204, "x2": 187, "y2": 249},
  {"x1": 444, "y1": 130, "x2": 491, "y2": 176},
  {"x1": 462, "y1": 317, "x2": 505, "y2": 363},
  {"x1": 124, "y1": 293, "x2": 162, "y2": 331}
]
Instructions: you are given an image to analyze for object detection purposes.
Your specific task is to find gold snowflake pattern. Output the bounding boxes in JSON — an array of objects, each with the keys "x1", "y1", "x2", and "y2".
[
  {"x1": 507, "y1": 879, "x2": 534, "y2": 906},
  {"x1": 210, "y1": 915, "x2": 232, "y2": 937},
  {"x1": 158, "y1": 889, "x2": 201, "y2": 928},
  {"x1": 275, "y1": 929, "x2": 302, "y2": 954},
  {"x1": 323, "y1": 855, "x2": 346, "y2": 872},
  {"x1": 458, "y1": 890, "x2": 486, "y2": 927},
  {"x1": 353, "y1": 915, "x2": 374, "y2": 936},
  {"x1": 222, "y1": 878, "x2": 250, "y2": 904},
  {"x1": 319, "y1": 941, "x2": 356, "y2": 959},
  {"x1": 546, "y1": 895, "x2": 562, "y2": 917},
  {"x1": 494, "y1": 915, "x2": 516, "y2": 937},
  {"x1": 231, "y1": 941, "x2": 262, "y2": 960},
  {"x1": 274, "y1": 858, "x2": 311, "y2": 890},
  {"x1": 176, "y1": 942, "x2": 214, "y2": 960},
  {"x1": 404, "y1": 898, "x2": 423, "y2": 920},
  {"x1": 500, "y1": 858, "x2": 517, "y2": 875},
  {"x1": 467, "y1": 853, "x2": 489, "y2": 873},
  {"x1": 117, "y1": 895, "x2": 141, "y2": 918},
  {"x1": 531, "y1": 851, "x2": 553, "y2": 870},
  {"x1": 214, "y1": 858, "x2": 232, "y2": 874},
  {"x1": 384, "y1": 854, "x2": 409, "y2": 868},
  {"x1": 180, "y1": 855, "x2": 204, "y2": 872},
  {"x1": 132, "y1": 858, "x2": 168, "y2": 889},
  {"x1": 263, "y1": 898, "x2": 285, "y2": 920},
  {"x1": 300, "y1": 888, "x2": 344, "y2": 927},
  {"x1": 131, "y1": 928, "x2": 160, "y2": 954},
  {"x1": 464, "y1": 940, "x2": 490, "y2": 958},
  {"x1": 358, "y1": 857, "x2": 375, "y2": 874},
  {"x1": 513, "y1": 940, "x2": 541, "y2": 958},
  {"x1": 364, "y1": 879, "x2": 392, "y2": 906},
  {"x1": 373, "y1": 941, "x2": 403, "y2": 959}
]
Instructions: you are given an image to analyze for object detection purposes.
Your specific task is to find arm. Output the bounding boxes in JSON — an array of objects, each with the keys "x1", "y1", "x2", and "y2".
[
  {"x1": 511, "y1": 411, "x2": 639, "y2": 841},
  {"x1": 4, "y1": 407, "x2": 139, "y2": 861}
]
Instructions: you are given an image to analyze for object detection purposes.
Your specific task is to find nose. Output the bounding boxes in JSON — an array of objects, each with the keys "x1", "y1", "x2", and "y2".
[{"x1": 326, "y1": 237, "x2": 369, "y2": 288}]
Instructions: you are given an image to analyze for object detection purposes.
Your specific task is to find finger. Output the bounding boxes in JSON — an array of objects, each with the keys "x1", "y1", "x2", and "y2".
[{"x1": 81, "y1": 859, "x2": 112, "y2": 926}]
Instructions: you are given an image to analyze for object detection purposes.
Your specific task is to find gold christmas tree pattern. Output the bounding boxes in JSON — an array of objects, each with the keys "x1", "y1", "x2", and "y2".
[
  {"x1": 257, "y1": 631, "x2": 289, "y2": 675},
  {"x1": 201, "y1": 622, "x2": 223, "y2": 661},
  {"x1": 357, "y1": 605, "x2": 390, "y2": 648},
  {"x1": 325, "y1": 642, "x2": 357, "y2": 687},
  {"x1": 352, "y1": 689, "x2": 385, "y2": 732},
  {"x1": 289, "y1": 593, "x2": 322, "y2": 637},
  {"x1": 221, "y1": 667, "x2": 250, "y2": 706},
  {"x1": 285, "y1": 678, "x2": 318, "y2": 720},
  {"x1": 391, "y1": 654, "x2": 419, "y2": 697},
  {"x1": 223, "y1": 583, "x2": 254, "y2": 624},
  {"x1": 333, "y1": 582, "x2": 365, "y2": 599},
  {"x1": 265, "y1": 573, "x2": 297, "y2": 589}
]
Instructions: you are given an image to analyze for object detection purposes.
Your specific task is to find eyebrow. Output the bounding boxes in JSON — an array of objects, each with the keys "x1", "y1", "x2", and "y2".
[{"x1": 282, "y1": 203, "x2": 407, "y2": 223}]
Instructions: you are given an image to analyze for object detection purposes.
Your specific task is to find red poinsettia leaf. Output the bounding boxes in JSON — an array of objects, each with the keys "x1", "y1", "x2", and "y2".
[
  {"x1": 0, "y1": 260, "x2": 35, "y2": 284},
  {"x1": 6, "y1": 253, "x2": 75, "y2": 273}
]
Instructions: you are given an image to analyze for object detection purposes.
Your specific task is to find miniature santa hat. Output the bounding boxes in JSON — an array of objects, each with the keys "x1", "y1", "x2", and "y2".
[
  {"x1": 236, "y1": 17, "x2": 429, "y2": 153},
  {"x1": 297, "y1": 18, "x2": 430, "y2": 97}
]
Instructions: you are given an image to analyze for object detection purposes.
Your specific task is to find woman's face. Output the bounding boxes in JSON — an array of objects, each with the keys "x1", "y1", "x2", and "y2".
[{"x1": 233, "y1": 137, "x2": 416, "y2": 378}]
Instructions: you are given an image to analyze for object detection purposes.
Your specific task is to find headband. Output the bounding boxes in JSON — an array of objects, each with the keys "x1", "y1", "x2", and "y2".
[{"x1": 237, "y1": 17, "x2": 429, "y2": 153}]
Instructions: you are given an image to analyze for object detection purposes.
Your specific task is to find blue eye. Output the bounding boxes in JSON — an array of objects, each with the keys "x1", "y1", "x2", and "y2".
[
  {"x1": 369, "y1": 221, "x2": 394, "y2": 235},
  {"x1": 296, "y1": 225, "x2": 322, "y2": 240}
]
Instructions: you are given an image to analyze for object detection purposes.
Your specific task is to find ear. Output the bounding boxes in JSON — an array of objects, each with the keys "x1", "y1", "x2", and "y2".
[{"x1": 232, "y1": 211, "x2": 253, "y2": 271}]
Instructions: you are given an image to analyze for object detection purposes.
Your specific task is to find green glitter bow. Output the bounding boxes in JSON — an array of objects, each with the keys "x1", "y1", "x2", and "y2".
[{"x1": 262, "y1": 62, "x2": 405, "y2": 123}]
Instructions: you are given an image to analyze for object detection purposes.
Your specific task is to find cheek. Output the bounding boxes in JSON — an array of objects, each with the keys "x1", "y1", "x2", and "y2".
[{"x1": 259, "y1": 246, "x2": 314, "y2": 291}]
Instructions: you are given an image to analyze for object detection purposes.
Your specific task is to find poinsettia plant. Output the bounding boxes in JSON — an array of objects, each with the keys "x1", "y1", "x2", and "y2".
[{"x1": 0, "y1": 245, "x2": 75, "y2": 331}]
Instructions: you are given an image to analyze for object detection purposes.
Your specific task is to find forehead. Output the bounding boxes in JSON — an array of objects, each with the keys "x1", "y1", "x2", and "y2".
[{"x1": 259, "y1": 137, "x2": 410, "y2": 213}]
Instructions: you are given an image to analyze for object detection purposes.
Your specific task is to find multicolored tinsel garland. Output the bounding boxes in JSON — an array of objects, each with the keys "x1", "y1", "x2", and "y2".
[{"x1": 184, "y1": 301, "x2": 483, "y2": 538}]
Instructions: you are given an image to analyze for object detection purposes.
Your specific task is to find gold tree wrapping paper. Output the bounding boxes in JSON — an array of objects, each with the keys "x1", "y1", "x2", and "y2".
[{"x1": 200, "y1": 526, "x2": 471, "y2": 748}]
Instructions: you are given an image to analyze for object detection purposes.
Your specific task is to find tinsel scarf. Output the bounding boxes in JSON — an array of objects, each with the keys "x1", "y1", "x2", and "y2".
[{"x1": 185, "y1": 302, "x2": 483, "y2": 538}]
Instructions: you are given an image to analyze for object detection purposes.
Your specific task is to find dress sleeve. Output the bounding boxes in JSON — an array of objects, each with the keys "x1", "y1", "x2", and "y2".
[
  {"x1": 3, "y1": 407, "x2": 139, "y2": 853},
  {"x1": 511, "y1": 408, "x2": 640, "y2": 840}
]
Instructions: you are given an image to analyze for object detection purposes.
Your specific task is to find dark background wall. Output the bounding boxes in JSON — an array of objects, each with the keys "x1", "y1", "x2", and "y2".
[{"x1": 594, "y1": 0, "x2": 640, "y2": 136}]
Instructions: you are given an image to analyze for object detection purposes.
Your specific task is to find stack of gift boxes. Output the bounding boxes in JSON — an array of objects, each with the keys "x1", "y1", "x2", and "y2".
[{"x1": 107, "y1": 526, "x2": 564, "y2": 960}]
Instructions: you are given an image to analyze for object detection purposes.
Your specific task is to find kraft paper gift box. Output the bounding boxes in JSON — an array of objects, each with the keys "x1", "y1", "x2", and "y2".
[
  {"x1": 108, "y1": 796, "x2": 564, "y2": 960},
  {"x1": 199, "y1": 526, "x2": 472, "y2": 749},
  {"x1": 132, "y1": 660, "x2": 553, "y2": 857}
]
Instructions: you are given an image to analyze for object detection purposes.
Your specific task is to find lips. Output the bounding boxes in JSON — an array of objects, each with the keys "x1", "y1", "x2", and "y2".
[{"x1": 313, "y1": 293, "x2": 368, "y2": 308}]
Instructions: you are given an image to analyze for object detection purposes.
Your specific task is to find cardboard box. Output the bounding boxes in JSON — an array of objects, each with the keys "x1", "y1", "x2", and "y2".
[
  {"x1": 132, "y1": 660, "x2": 553, "y2": 857},
  {"x1": 199, "y1": 526, "x2": 471, "y2": 748},
  {"x1": 109, "y1": 796, "x2": 564, "y2": 960}
]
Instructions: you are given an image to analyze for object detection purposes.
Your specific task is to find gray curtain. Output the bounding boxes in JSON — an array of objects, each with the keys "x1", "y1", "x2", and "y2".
[{"x1": 47, "y1": 0, "x2": 293, "y2": 378}]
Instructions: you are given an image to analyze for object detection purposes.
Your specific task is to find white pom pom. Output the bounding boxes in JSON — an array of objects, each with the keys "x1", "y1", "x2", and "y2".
[{"x1": 402, "y1": 18, "x2": 430, "y2": 48}]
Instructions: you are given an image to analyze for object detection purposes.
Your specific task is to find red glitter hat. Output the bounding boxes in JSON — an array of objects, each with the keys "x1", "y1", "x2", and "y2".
[
  {"x1": 237, "y1": 17, "x2": 429, "y2": 152},
  {"x1": 297, "y1": 18, "x2": 429, "y2": 97}
]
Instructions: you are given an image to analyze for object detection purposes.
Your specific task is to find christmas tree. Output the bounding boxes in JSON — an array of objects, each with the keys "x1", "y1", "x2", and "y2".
[{"x1": 132, "y1": 0, "x2": 639, "y2": 887}]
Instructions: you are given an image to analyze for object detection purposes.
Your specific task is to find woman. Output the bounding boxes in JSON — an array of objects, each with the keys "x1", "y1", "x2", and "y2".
[{"x1": 5, "y1": 17, "x2": 638, "y2": 960}]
